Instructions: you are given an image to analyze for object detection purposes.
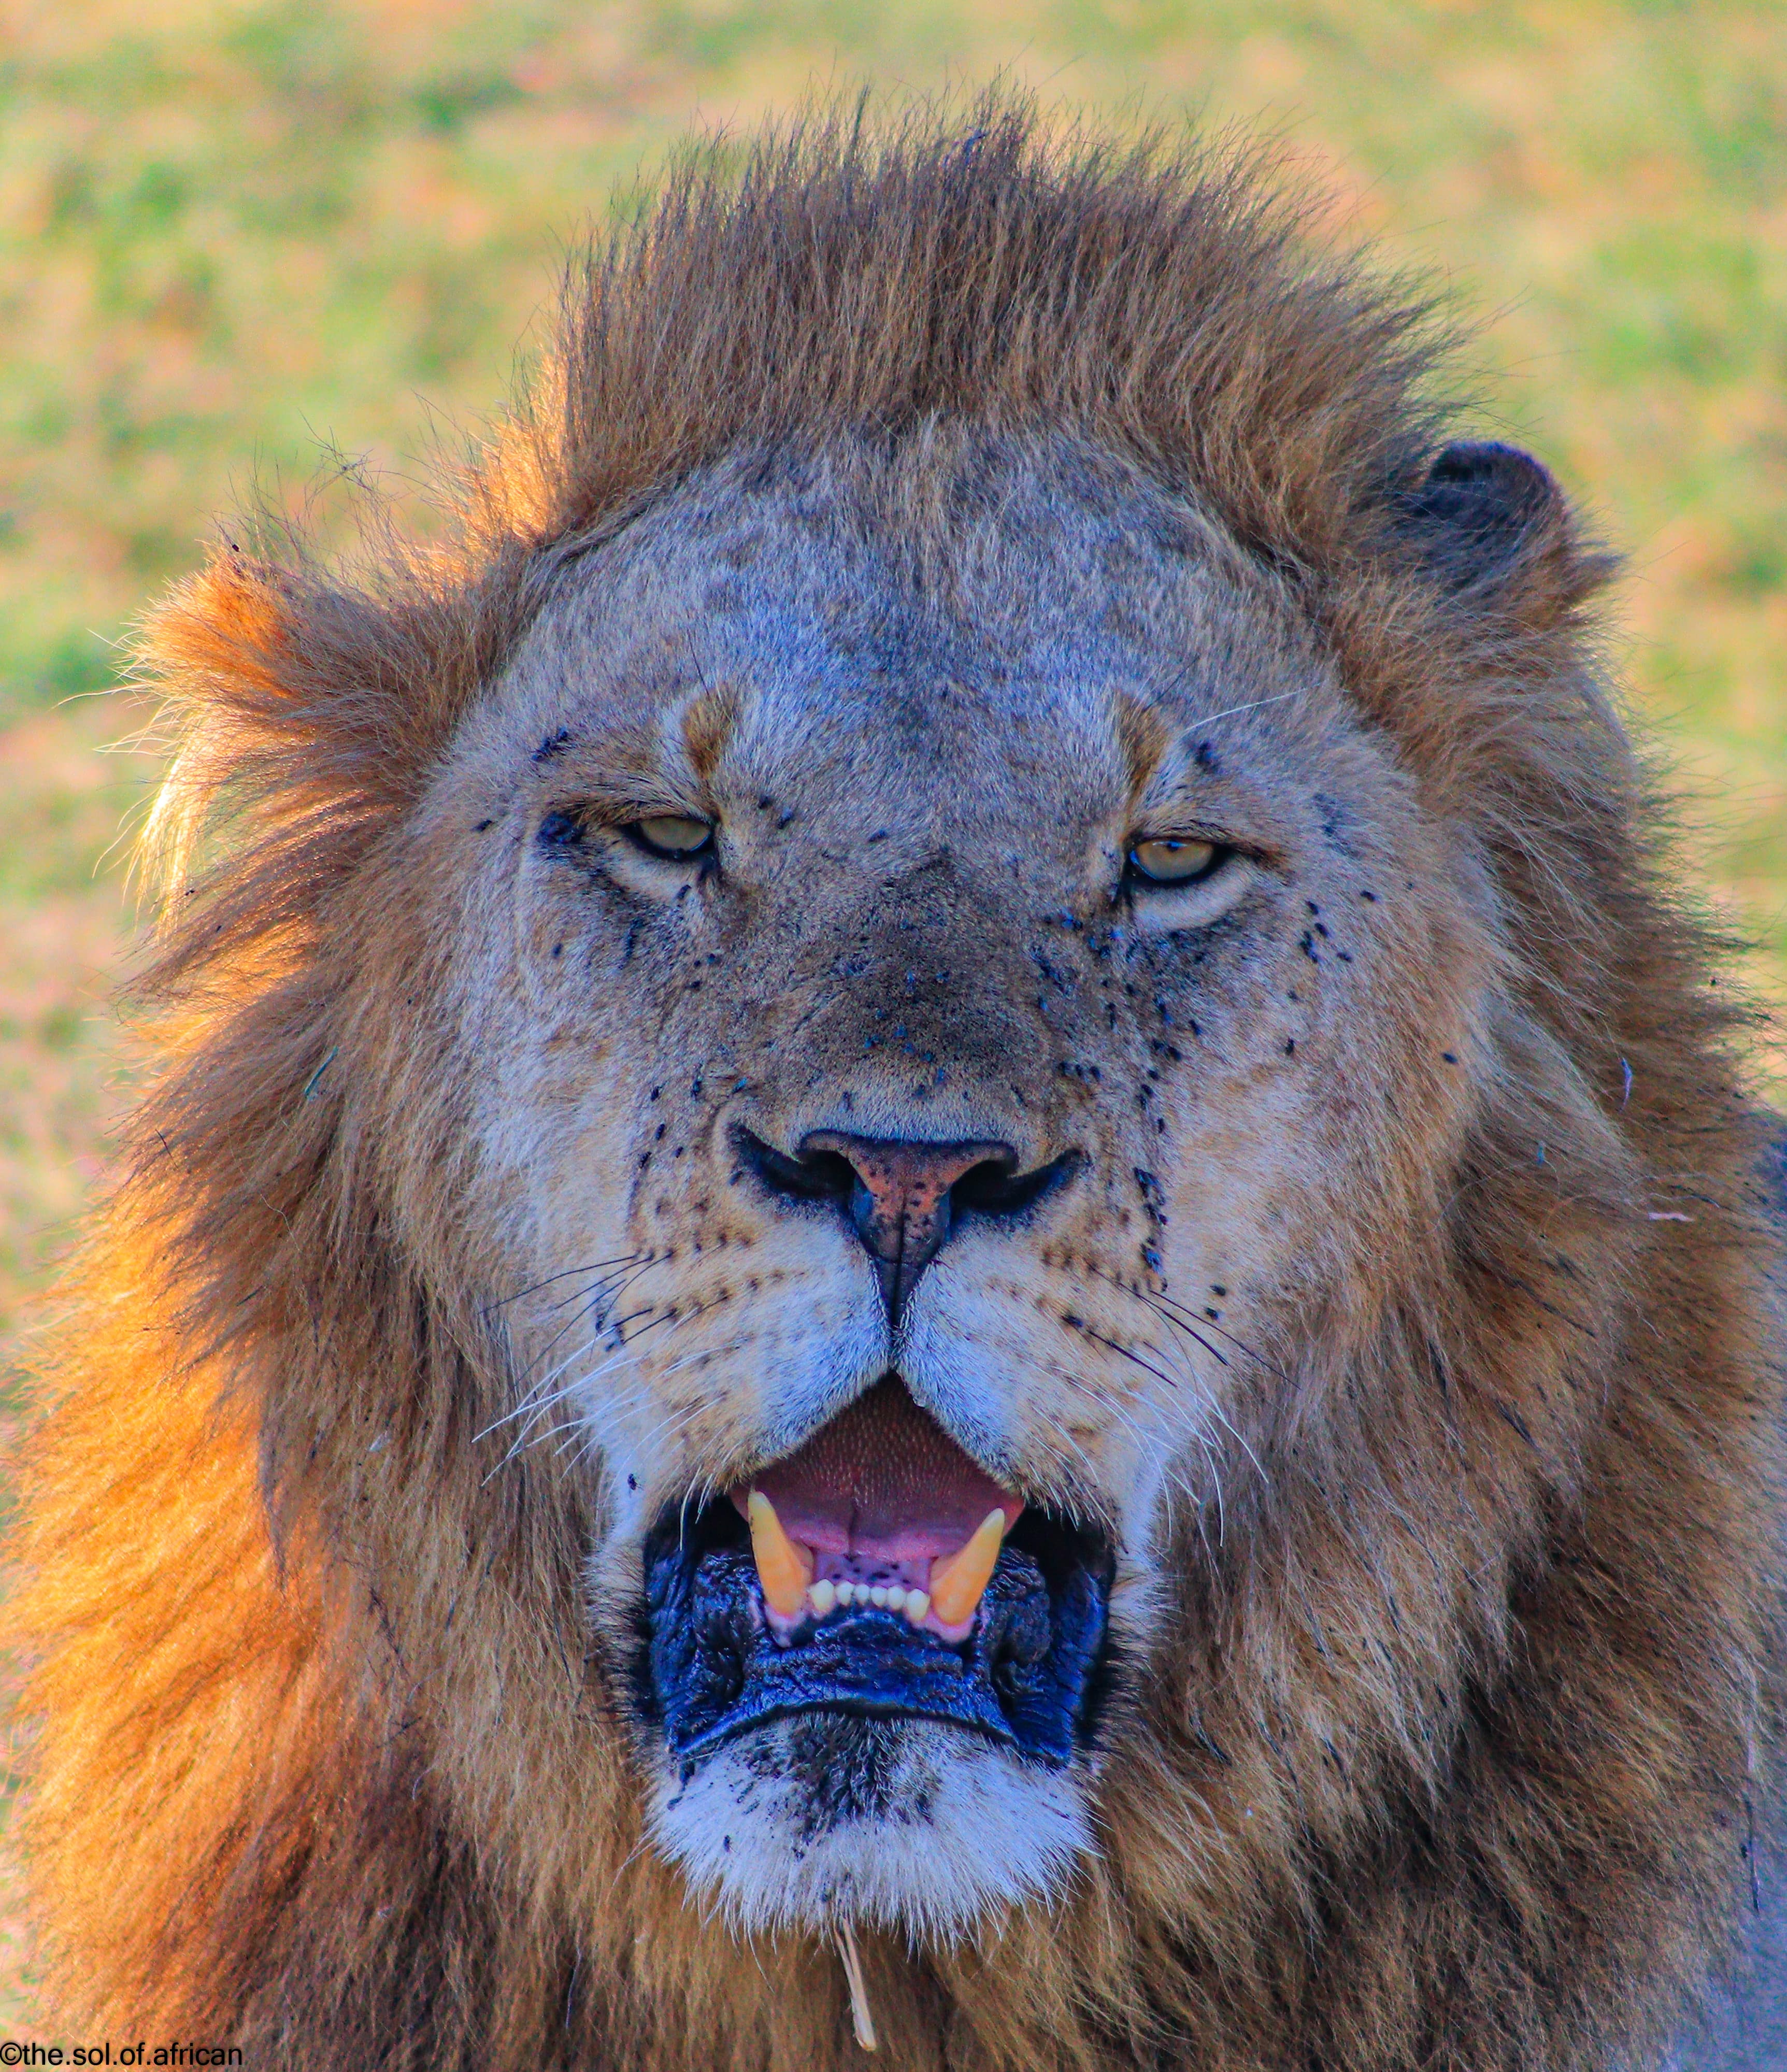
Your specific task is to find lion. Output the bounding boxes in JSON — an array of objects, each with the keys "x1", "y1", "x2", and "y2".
[{"x1": 11, "y1": 96, "x2": 1785, "y2": 2071}]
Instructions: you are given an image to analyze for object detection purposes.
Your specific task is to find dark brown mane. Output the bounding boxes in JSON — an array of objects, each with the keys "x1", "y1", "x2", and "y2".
[{"x1": 11, "y1": 91, "x2": 1783, "y2": 2071}]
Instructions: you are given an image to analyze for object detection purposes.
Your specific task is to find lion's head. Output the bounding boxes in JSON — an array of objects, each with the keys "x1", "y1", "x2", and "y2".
[
  {"x1": 424, "y1": 420, "x2": 1506, "y2": 1937},
  {"x1": 19, "y1": 99, "x2": 1783, "y2": 2069}
]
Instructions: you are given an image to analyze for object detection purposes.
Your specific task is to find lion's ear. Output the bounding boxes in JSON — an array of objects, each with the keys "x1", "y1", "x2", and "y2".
[{"x1": 1396, "y1": 440, "x2": 1610, "y2": 620}]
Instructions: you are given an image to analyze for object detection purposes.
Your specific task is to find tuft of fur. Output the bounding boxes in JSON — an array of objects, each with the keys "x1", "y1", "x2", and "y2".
[{"x1": 11, "y1": 92, "x2": 1784, "y2": 2070}]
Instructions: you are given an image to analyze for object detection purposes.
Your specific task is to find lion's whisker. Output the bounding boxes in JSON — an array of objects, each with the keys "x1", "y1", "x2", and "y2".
[
  {"x1": 1132, "y1": 1307, "x2": 1273, "y2": 1496},
  {"x1": 1142, "y1": 1291, "x2": 1291, "y2": 1385},
  {"x1": 1182, "y1": 689, "x2": 1297, "y2": 730},
  {"x1": 598, "y1": 1397, "x2": 708, "y2": 1480},
  {"x1": 558, "y1": 1337, "x2": 754, "y2": 1489},
  {"x1": 1139, "y1": 1303, "x2": 1230, "y2": 1370},
  {"x1": 537, "y1": 1256, "x2": 664, "y2": 1320},
  {"x1": 477, "y1": 1369, "x2": 588, "y2": 1446},
  {"x1": 476, "y1": 1277, "x2": 664, "y2": 1442},
  {"x1": 1203, "y1": 1398, "x2": 1269, "y2": 1493},
  {"x1": 1084, "y1": 1327, "x2": 1200, "y2": 1397},
  {"x1": 482, "y1": 1311, "x2": 689, "y2": 1476},
  {"x1": 480, "y1": 1251, "x2": 653, "y2": 1319},
  {"x1": 501, "y1": 1259, "x2": 662, "y2": 1397},
  {"x1": 1076, "y1": 1388, "x2": 1217, "y2": 1555},
  {"x1": 477, "y1": 1336, "x2": 612, "y2": 1442}
]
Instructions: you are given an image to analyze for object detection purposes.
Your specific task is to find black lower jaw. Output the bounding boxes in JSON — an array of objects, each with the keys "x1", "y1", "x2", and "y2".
[{"x1": 637, "y1": 1502, "x2": 1114, "y2": 1773}]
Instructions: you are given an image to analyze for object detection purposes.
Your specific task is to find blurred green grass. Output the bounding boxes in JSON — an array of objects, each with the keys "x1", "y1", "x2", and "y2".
[{"x1": 0, "y1": 0, "x2": 1783, "y2": 2020}]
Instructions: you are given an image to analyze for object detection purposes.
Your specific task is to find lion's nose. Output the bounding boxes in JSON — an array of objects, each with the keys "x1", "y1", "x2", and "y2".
[
  {"x1": 800, "y1": 1132, "x2": 1009, "y2": 1321},
  {"x1": 737, "y1": 1128, "x2": 1077, "y2": 1322}
]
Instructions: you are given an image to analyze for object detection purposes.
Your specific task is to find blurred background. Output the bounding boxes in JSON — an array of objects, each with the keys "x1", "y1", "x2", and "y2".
[{"x1": 1, "y1": 0, "x2": 1782, "y2": 2026}]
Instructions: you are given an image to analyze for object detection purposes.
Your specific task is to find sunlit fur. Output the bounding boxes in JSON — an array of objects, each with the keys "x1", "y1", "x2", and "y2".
[{"x1": 12, "y1": 95, "x2": 1785, "y2": 2070}]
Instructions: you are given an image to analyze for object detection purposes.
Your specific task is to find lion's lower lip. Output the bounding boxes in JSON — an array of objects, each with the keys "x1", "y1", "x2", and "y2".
[{"x1": 639, "y1": 1502, "x2": 1114, "y2": 1769}]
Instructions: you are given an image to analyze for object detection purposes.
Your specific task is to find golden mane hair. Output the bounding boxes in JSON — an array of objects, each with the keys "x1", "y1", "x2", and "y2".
[{"x1": 12, "y1": 93, "x2": 1784, "y2": 2069}]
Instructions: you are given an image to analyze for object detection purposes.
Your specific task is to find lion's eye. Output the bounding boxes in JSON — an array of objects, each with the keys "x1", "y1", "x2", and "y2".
[
  {"x1": 1128, "y1": 836, "x2": 1222, "y2": 885},
  {"x1": 625, "y1": 814, "x2": 714, "y2": 861}
]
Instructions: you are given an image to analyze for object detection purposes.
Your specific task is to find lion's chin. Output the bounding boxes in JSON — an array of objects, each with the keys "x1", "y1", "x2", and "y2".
[{"x1": 647, "y1": 1712, "x2": 1093, "y2": 1939}]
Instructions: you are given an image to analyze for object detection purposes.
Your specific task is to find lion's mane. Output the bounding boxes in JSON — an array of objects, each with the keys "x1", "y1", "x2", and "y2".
[{"x1": 12, "y1": 96, "x2": 1784, "y2": 2070}]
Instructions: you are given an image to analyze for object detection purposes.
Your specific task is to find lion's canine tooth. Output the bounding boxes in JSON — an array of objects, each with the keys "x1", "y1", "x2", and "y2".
[
  {"x1": 904, "y1": 1588, "x2": 930, "y2": 1624},
  {"x1": 928, "y1": 1509, "x2": 1007, "y2": 1626},
  {"x1": 746, "y1": 1490, "x2": 812, "y2": 1621},
  {"x1": 809, "y1": 1578, "x2": 836, "y2": 1616}
]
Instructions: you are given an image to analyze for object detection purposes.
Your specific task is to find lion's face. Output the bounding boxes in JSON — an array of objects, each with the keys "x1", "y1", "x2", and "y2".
[{"x1": 412, "y1": 430, "x2": 1490, "y2": 1938}]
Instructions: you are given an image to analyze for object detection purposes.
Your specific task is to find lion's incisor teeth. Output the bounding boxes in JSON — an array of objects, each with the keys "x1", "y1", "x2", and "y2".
[
  {"x1": 746, "y1": 1490, "x2": 812, "y2": 1620},
  {"x1": 928, "y1": 1509, "x2": 1007, "y2": 1626}
]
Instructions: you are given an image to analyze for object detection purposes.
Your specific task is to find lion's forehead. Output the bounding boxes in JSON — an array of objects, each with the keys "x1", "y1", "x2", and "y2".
[{"x1": 489, "y1": 436, "x2": 1330, "y2": 836}]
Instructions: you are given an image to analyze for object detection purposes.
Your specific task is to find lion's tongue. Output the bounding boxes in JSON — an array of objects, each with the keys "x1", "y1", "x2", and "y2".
[{"x1": 731, "y1": 1379, "x2": 1022, "y2": 1621}]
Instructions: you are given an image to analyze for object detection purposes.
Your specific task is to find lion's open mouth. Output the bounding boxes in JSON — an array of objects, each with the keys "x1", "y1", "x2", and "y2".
[{"x1": 639, "y1": 1378, "x2": 1114, "y2": 1770}]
